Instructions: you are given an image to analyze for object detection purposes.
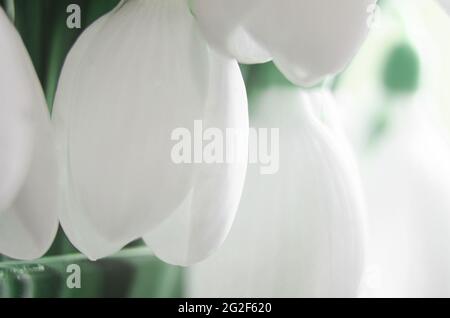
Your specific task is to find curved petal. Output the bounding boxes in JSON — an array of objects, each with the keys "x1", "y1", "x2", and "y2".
[
  {"x1": 0, "y1": 8, "x2": 59, "y2": 260},
  {"x1": 190, "y1": 0, "x2": 271, "y2": 64},
  {"x1": 0, "y1": 8, "x2": 34, "y2": 213},
  {"x1": 52, "y1": 12, "x2": 125, "y2": 259},
  {"x1": 190, "y1": 88, "x2": 366, "y2": 297},
  {"x1": 53, "y1": 0, "x2": 248, "y2": 260},
  {"x1": 192, "y1": 0, "x2": 376, "y2": 86},
  {"x1": 248, "y1": 0, "x2": 377, "y2": 86},
  {"x1": 143, "y1": 52, "x2": 248, "y2": 266}
]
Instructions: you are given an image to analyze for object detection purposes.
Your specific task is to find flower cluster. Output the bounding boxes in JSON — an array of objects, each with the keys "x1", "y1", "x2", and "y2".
[{"x1": 2, "y1": 0, "x2": 425, "y2": 297}]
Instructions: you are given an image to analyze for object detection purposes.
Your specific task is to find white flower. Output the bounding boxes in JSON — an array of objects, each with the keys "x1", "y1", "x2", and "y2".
[
  {"x1": 191, "y1": 0, "x2": 377, "y2": 86},
  {"x1": 52, "y1": 0, "x2": 248, "y2": 265},
  {"x1": 189, "y1": 87, "x2": 367, "y2": 297},
  {"x1": 0, "y1": 8, "x2": 59, "y2": 260}
]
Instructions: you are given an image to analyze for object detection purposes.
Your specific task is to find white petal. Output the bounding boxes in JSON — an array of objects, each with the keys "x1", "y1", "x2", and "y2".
[
  {"x1": 189, "y1": 88, "x2": 366, "y2": 297},
  {"x1": 0, "y1": 8, "x2": 59, "y2": 259},
  {"x1": 53, "y1": 0, "x2": 248, "y2": 260},
  {"x1": 250, "y1": 0, "x2": 377, "y2": 86},
  {"x1": 143, "y1": 53, "x2": 248, "y2": 266},
  {"x1": 190, "y1": 0, "x2": 271, "y2": 64},
  {"x1": 52, "y1": 12, "x2": 125, "y2": 259},
  {"x1": 192, "y1": 0, "x2": 376, "y2": 86},
  {"x1": 0, "y1": 8, "x2": 34, "y2": 213}
]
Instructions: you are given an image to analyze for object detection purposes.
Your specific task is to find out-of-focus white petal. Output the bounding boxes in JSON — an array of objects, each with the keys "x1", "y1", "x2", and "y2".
[
  {"x1": 437, "y1": 0, "x2": 450, "y2": 14},
  {"x1": 143, "y1": 53, "x2": 248, "y2": 266},
  {"x1": 335, "y1": 0, "x2": 450, "y2": 297},
  {"x1": 0, "y1": 8, "x2": 59, "y2": 259},
  {"x1": 189, "y1": 88, "x2": 366, "y2": 297},
  {"x1": 357, "y1": 98, "x2": 450, "y2": 298},
  {"x1": 192, "y1": 0, "x2": 376, "y2": 86},
  {"x1": 53, "y1": 0, "x2": 248, "y2": 261}
]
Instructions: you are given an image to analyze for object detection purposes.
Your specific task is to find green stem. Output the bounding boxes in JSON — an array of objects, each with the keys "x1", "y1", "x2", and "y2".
[{"x1": 4, "y1": 0, "x2": 15, "y2": 22}]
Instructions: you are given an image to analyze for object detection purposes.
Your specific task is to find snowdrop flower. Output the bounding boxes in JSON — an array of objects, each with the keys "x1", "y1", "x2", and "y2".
[
  {"x1": 191, "y1": 0, "x2": 377, "y2": 86},
  {"x1": 0, "y1": 8, "x2": 59, "y2": 260},
  {"x1": 52, "y1": 0, "x2": 248, "y2": 265},
  {"x1": 190, "y1": 85, "x2": 367, "y2": 297}
]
